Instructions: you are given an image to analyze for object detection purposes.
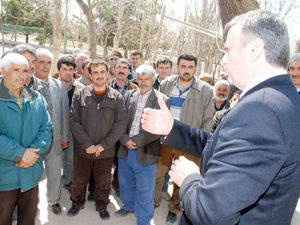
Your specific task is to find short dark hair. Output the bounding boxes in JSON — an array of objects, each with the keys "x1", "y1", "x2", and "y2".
[
  {"x1": 88, "y1": 59, "x2": 109, "y2": 74},
  {"x1": 156, "y1": 57, "x2": 172, "y2": 68},
  {"x1": 177, "y1": 53, "x2": 197, "y2": 66},
  {"x1": 12, "y1": 44, "x2": 36, "y2": 58},
  {"x1": 131, "y1": 50, "x2": 143, "y2": 57},
  {"x1": 57, "y1": 56, "x2": 76, "y2": 70},
  {"x1": 81, "y1": 59, "x2": 91, "y2": 70}
]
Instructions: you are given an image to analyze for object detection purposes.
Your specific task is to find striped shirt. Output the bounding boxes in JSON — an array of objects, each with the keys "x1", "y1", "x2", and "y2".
[
  {"x1": 169, "y1": 79, "x2": 192, "y2": 120},
  {"x1": 129, "y1": 89, "x2": 151, "y2": 137}
]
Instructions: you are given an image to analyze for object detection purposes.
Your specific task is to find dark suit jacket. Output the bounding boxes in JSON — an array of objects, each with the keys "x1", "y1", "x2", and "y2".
[
  {"x1": 164, "y1": 75, "x2": 300, "y2": 225},
  {"x1": 118, "y1": 89, "x2": 169, "y2": 166}
]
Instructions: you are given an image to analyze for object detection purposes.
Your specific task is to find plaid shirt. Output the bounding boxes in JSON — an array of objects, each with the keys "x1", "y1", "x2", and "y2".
[{"x1": 129, "y1": 89, "x2": 151, "y2": 137}]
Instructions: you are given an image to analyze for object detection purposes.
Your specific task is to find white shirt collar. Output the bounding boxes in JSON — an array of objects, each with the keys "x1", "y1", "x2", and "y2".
[{"x1": 240, "y1": 73, "x2": 285, "y2": 98}]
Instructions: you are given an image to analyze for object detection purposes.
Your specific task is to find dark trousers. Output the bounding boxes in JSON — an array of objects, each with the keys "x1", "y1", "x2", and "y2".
[
  {"x1": 0, "y1": 186, "x2": 39, "y2": 225},
  {"x1": 71, "y1": 154, "x2": 113, "y2": 209}
]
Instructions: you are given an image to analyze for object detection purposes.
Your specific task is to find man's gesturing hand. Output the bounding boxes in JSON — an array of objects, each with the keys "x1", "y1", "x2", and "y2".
[
  {"x1": 169, "y1": 156, "x2": 200, "y2": 187},
  {"x1": 141, "y1": 95, "x2": 173, "y2": 136}
]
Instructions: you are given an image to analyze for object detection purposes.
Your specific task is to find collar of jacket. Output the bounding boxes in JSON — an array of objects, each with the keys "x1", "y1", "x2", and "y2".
[
  {"x1": 0, "y1": 78, "x2": 38, "y2": 101},
  {"x1": 83, "y1": 85, "x2": 117, "y2": 99},
  {"x1": 30, "y1": 76, "x2": 45, "y2": 92}
]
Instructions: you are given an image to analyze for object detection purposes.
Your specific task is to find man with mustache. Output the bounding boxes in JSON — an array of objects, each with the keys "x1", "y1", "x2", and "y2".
[
  {"x1": 68, "y1": 60, "x2": 127, "y2": 220},
  {"x1": 155, "y1": 53, "x2": 215, "y2": 224},
  {"x1": 213, "y1": 79, "x2": 231, "y2": 111},
  {"x1": 35, "y1": 48, "x2": 70, "y2": 215},
  {"x1": 0, "y1": 53, "x2": 52, "y2": 225},
  {"x1": 108, "y1": 58, "x2": 138, "y2": 196},
  {"x1": 115, "y1": 64, "x2": 169, "y2": 225}
]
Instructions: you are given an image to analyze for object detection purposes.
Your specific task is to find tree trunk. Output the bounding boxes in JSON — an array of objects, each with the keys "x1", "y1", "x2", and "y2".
[
  {"x1": 50, "y1": 0, "x2": 62, "y2": 76},
  {"x1": 87, "y1": 13, "x2": 97, "y2": 59},
  {"x1": 139, "y1": 11, "x2": 147, "y2": 52},
  {"x1": 76, "y1": 0, "x2": 97, "y2": 59},
  {"x1": 217, "y1": 0, "x2": 260, "y2": 29},
  {"x1": 39, "y1": 6, "x2": 49, "y2": 46},
  {"x1": 295, "y1": 39, "x2": 300, "y2": 52},
  {"x1": 113, "y1": 0, "x2": 125, "y2": 51},
  {"x1": 151, "y1": 5, "x2": 165, "y2": 61}
]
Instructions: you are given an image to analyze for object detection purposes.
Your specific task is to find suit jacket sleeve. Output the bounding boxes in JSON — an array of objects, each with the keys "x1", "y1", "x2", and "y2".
[
  {"x1": 163, "y1": 119, "x2": 210, "y2": 157},
  {"x1": 61, "y1": 83, "x2": 70, "y2": 141},
  {"x1": 178, "y1": 101, "x2": 287, "y2": 225}
]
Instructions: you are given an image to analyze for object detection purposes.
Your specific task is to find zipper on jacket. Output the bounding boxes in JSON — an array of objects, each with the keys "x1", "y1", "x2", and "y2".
[{"x1": 97, "y1": 103, "x2": 100, "y2": 110}]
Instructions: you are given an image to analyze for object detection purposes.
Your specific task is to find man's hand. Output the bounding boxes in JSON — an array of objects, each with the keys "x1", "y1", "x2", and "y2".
[
  {"x1": 125, "y1": 139, "x2": 137, "y2": 149},
  {"x1": 16, "y1": 148, "x2": 39, "y2": 168},
  {"x1": 169, "y1": 156, "x2": 200, "y2": 187},
  {"x1": 61, "y1": 140, "x2": 69, "y2": 150},
  {"x1": 141, "y1": 95, "x2": 173, "y2": 136},
  {"x1": 86, "y1": 145, "x2": 96, "y2": 154},
  {"x1": 95, "y1": 144, "x2": 104, "y2": 157},
  {"x1": 16, "y1": 160, "x2": 31, "y2": 168}
]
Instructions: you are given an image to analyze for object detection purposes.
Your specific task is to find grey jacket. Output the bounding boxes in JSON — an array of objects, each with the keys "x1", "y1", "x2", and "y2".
[
  {"x1": 118, "y1": 89, "x2": 169, "y2": 165},
  {"x1": 159, "y1": 75, "x2": 214, "y2": 131},
  {"x1": 47, "y1": 76, "x2": 70, "y2": 155}
]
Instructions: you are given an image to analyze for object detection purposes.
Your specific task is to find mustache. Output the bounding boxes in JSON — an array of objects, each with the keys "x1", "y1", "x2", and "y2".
[
  {"x1": 117, "y1": 72, "x2": 125, "y2": 76},
  {"x1": 183, "y1": 73, "x2": 190, "y2": 76}
]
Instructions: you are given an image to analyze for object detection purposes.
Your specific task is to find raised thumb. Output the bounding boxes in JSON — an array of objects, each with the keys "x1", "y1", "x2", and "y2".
[{"x1": 157, "y1": 95, "x2": 168, "y2": 111}]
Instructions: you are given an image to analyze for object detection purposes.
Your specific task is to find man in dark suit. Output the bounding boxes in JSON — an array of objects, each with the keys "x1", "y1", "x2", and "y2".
[
  {"x1": 115, "y1": 64, "x2": 169, "y2": 225},
  {"x1": 141, "y1": 10, "x2": 300, "y2": 225}
]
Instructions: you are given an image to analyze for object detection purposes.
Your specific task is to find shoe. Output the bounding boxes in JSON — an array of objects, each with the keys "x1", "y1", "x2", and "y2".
[
  {"x1": 67, "y1": 204, "x2": 84, "y2": 217},
  {"x1": 97, "y1": 208, "x2": 110, "y2": 220},
  {"x1": 50, "y1": 203, "x2": 62, "y2": 215},
  {"x1": 115, "y1": 208, "x2": 134, "y2": 217},
  {"x1": 166, "y1": 211, "x2": 177, "y2": 225},
  {"x1": 87, "y1": 192, "x2": 95, "y2": 201}
]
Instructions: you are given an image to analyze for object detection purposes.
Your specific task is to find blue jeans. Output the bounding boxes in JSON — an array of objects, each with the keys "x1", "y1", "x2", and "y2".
[{"x1": 118, "y1": 150, "x2": 156, "y2": 225}]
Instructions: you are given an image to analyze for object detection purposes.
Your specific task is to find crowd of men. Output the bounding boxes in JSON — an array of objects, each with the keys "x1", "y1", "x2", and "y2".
[{"x1": 0, "y1": 9, "x2": 300, "y2": 225}]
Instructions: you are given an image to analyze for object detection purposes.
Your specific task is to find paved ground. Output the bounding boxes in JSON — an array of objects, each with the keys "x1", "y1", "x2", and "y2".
[
  {"x1": 34, "y1": 177, "x2": 300, "y2": 225},
  {"x1": 35, "y1": 179, "x2": 180, "y2": 225}
]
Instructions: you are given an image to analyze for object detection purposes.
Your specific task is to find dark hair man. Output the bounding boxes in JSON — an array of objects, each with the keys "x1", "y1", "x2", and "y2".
[
  {"x1": 153, "y1": 57, "x2": 173, "y2": 90},
  {"x1": 68, "y1": 60, "x2": 127, "y2": 221},
  {"x1": 154, "y1": 53, "x2": 214, "y2": 224}
]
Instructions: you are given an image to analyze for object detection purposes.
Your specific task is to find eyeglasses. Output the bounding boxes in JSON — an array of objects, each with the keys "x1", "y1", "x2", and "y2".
[{"x1": 109, "y1": 57, "x2": 118, "y2": 61}]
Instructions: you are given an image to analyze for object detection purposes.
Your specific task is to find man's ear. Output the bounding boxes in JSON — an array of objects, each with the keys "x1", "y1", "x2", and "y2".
[
  {"x1": 1, "y1": 68, "x2": 6, "y2": 77},
  {"x1": 249, "y1": 38, "x2": 264, "y2": 63}
]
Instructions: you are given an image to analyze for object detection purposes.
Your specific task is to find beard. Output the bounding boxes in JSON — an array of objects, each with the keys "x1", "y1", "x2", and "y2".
[
  {"x1": 179, "y1": 73, "x2": 193, "y2": 82},
  {"x1": 214, "y1": 95, "x2": 228, "y2": 102}
]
